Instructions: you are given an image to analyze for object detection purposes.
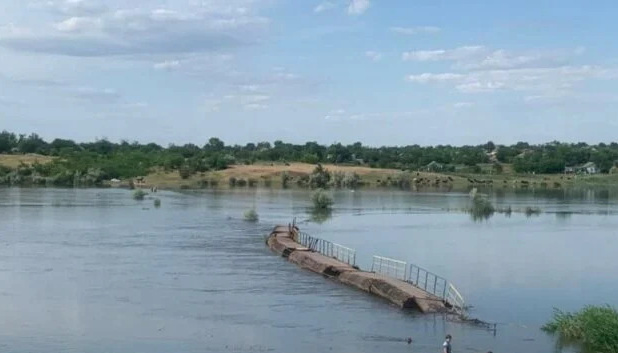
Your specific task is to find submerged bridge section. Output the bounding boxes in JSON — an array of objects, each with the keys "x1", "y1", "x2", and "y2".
[{"x1": 266, "y1": 223, "x2": 466, "y2": 314}]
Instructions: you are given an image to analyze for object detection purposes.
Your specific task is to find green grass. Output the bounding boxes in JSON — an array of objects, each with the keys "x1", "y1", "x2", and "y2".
[{"x1": 543, "y1": 305, "x2": 618, "y2": 353}]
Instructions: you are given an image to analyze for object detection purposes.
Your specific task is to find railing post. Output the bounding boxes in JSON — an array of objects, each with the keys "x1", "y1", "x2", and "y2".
[
  {"x1": 416, "y1": 267, "x2": 420, "y2": 285},
  {"x1": 433, "y1": 276, "x2": 438, "y2": 295}
]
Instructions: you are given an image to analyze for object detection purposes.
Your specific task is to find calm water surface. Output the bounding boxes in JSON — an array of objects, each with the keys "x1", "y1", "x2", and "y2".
[{"x1": 1, "y1": 187, "x2": 617, "y2": 353}]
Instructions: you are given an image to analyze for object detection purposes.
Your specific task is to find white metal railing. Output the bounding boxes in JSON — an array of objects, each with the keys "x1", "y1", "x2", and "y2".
[
  {"x1": 370, "y1": 255, "x2": 466, "y2": 313},
  {"x1": 407, "y1": 263, "x2": 465, "y2": 312},
  {"x1": 446, "y1": 284, "x2": 466, "y2": 312},
  {"x1": 371, "y1": 256, "x2": 407, "y2": 281},
  {"x1": 295, "y1": 232, "x2": 356, "y2": 266},
  {"x1": 287, "y1": 223, "x2": 465, "y2": 313}
]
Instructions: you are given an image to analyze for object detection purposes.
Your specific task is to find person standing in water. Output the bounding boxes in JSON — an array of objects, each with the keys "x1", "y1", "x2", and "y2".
[{"x1": 443, "y1": 334, "x2": 452, "y2": 353}]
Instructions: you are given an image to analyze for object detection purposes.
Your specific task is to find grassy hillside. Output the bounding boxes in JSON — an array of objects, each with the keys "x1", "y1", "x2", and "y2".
[{"x1": 0, "y1": 154, "x2": 55, "y2": 168}]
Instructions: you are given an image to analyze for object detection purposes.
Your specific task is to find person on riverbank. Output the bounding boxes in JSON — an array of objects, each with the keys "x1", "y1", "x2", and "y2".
[{"x1": 443, "y1": 334, "x2": 452, "y2": 353}]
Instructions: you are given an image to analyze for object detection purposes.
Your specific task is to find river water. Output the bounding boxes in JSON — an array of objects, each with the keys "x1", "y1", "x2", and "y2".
[{"x1": 1, "y1": 187, "x2": 617, "y2": 353}]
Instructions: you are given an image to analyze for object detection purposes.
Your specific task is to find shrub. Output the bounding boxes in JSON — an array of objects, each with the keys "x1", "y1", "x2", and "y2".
[
  {"x1": 469, "y1": 194, "x2": 495, "y2": 220},
  {"x1": 312, "y1": 189, "x2": 333, "y2": 210},
  {"x1": 524, "y1": 206, "x2": 542, "y2": 216},
  {"x1": 153, "y1": 198, "x2": 161, "y2": 208},
  {"x1": 229, "y1": 177, "x2": 237, "y2": 187},
  {"x1": 391, "y1": 172, "x2": 411, "y2": 189},
  {"x1": 333, "y1": 171, "x2": 345, "y2": 187},
  {"x1": 281, "y1": 172, "x2": 290, "y2": 188},
  {"x1": 342, "y1": 172, "x2": 361, "y2": 188},
  {"x1": 133, "y1": 189, "x2": 147, "y2": 200},
  {"x1": 179, "y1": 164, "x2": 193, "y2": 179},
  {"x1": 248, "y1": 178, "x2": 258, "y2": 187},
  {"x1": 543, "y1": 305, "x2": 618, "y2": 353},
  {"x1": 244, "y1": 209, "x2": 259, "y2": 222},
  {"x1": 236, "y1": 178, "x2": 247, "y2": 187},
  {"x1": 309, "y1": 164, "x2": 331, "y2": 188}
]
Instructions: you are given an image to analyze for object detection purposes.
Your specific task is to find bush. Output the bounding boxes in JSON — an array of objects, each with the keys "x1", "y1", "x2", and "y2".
[
  {"x1": 179, "y1": 164, "x2": 193, "y2": 179},
  {"x1": 229, "y1": 177, "x2": 237, "y2": 187},
  {"x1": 342, "y1": 172, "x2": 361, "y2": 188},
  {"x1": 153, "y1": 198, "x2": 161, "y2": 208},
  {"x1": 309, "y1": 164, "x2": 331, "y2": 188},
  {"x1": 524, "y1": 206, "x2": 542, "y2": 216},
  {"x1": 312, "y1": 189, "x2": 333, "y2": 210},
  {"x1": 281, "y1": 172, "x2": 290, "y2": 188},
  {"x1": 244, "y1": 209, "x2": 259, "y2": 222},
  {"x1": 543, "y1": 305, "x2": 618, "y2": 353},
  {"x1": 236, "y1": 178, "x2": 247, "y2": 187},
  {"x1": 248, "y1": 178, "x2": 258, "y2": 187},
  {"x1": 469, "y1": 194, "x2": 495, "y2": 220},
  {"x1": 133, "y1": 189, "x2": 147, "y2": 200},
  {"x1": 391, "y1": 172, "x2": 411, "y2": 189},
  {"x1": 333, "y1": 171, "x2": 345, "y2": 188}
]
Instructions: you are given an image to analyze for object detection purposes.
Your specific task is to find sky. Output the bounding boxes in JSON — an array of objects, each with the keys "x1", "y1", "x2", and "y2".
[{"x1": 1, "y1": 0, "x2": 617, "y2": 147}]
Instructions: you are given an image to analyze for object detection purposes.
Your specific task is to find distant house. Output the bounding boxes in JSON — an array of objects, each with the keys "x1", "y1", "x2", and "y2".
[
  {"x1": 565, "y1": 162, "x2": 598, "y2": 174},
  {"x1": 581, "y1": 162, "x2": 598, "y2": 174},
  {"x1": 425, "y1": 161, "x2": 444, "y2": 172},
  {"x1": 487, "y1": 151, "x2": 498, "y2": 163},
  {"x1": 515, "y1": 149, "x2": 534, "y2": 159}
]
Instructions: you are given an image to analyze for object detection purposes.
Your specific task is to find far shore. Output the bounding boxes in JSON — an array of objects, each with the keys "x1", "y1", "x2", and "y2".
[{"x1": 106, "y1": 162, "x2": 618, "y2": 191}]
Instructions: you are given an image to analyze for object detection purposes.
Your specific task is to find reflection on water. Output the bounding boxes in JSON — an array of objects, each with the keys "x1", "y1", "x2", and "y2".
[
  {"x1": 309, "y1": 208, "x2": 333, "y2": 224},
  {"x1": 1, "y1": 186, "x2": 617, "y2": 353}
]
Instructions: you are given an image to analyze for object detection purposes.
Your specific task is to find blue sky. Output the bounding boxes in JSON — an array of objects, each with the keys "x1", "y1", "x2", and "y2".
[{"x1": 1, "y1": 0, "x2": 617, "y2": 146}]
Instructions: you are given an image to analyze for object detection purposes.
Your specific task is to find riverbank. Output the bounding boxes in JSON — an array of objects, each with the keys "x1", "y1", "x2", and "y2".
[
  {"x1": 2, "y1": 155, "x2": 616, "y2": 190},
  {"x1": 131, "y1": 163, "x2": 618, "y2": 191}
]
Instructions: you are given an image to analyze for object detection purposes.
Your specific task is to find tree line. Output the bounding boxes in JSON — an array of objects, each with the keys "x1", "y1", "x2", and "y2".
[{"x1": 1, "y1": 131, "x2": 617, "y2": 186}]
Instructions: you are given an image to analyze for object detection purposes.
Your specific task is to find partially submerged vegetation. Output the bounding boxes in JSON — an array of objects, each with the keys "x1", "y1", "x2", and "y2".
[
  {"x1": 543, "y1": 305, "x2": 618, "y2": 353},
  {"x1": 244, "y1": 209, "x2": 259, "y2": 222},
  {"x1": 469, "y1": 194, "x2": 495, "y2": 221},
  {"x1": 132, "y1": 189, "x2": 147, "y2": 201},
  {"x1": 467, "y1": 189, "x2": 542, "y2": 220},
  {"x1": 312, "y1": 189, "x2": 333, "y2": 210}
]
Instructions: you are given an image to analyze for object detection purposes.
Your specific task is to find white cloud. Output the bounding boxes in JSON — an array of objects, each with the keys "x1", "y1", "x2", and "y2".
[
  {"x1": 244, "y1": 103, "x2": 268, "y2": 110},
  {"x1": 347, "y1": 0, "x2": 370, "y2": 15},
  {"x1": 55, "y1": 17, "x2": 102, "y2": 33},
  {"x1": 456, "y1": 81, "x2": 505, "y2": 93},
  {"x1": 243, "y1": 94, "x2": 270, "y2": 103},
  {"x1": 406, "y1": 73, "x2": 464, "y2": 83},
  {"x1": 239, "y1": 84, "x2": 261, "y2": 92},
  {"x1": 407, "y1": 66, "x2": 618, "y2": 94},
  {"x1": 72, "y1": 87, "x2": 121, "y2": 103},
  {"x1": 314, "y1": 1, "x2": 336, "y2": 13},
  {"x1": 1, "y1": 3, "x2": 269, "y2": 57},
  {"x1": 365, "y1": 51, "x2": 382, "y2": 62},
  {"x1": 390, "y1": 26, "x2": 441, "y2": 35},
  {"x1": 32, "y1": 0, "x2": 109, "y2": 16},
  {"x1": 153, "y1": 60, "x2": 181, "y2": 71},
  {"x1": 402, "y1": 45, "x2": 584, "y2": 70},
  {"x1": 402, "y1": 46, "x2": 484, "y2": 62},
  {"x1": 453, "y1": 102, "x2": 474, "y2": 108}
]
